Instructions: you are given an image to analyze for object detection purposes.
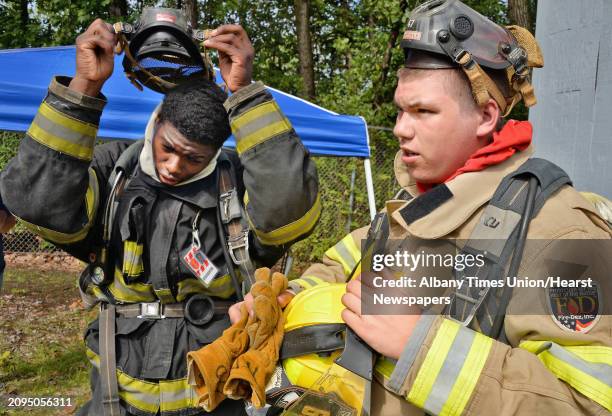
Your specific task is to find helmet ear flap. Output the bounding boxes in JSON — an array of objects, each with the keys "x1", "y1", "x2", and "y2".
[{"x1": 506, "y1": 25, "x2": 544, "y2": 68}]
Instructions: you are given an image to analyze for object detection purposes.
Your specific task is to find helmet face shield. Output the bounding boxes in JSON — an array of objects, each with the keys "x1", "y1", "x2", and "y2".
[
  {"x1": 401, "y1": 0, "x2": 518, "y2": 70},
  {"x1": 117, "y1": 7, "x2": 214, "y2": 93}
]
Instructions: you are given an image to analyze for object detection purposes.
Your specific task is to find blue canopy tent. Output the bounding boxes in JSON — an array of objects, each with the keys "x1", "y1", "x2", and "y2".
[{"x1": 0, "y1": 46, "x2": 378, "y2": 219}]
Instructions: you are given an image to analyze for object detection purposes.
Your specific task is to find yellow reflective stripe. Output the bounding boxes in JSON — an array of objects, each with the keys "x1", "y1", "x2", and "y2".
[
  {"x1": 236, "y1": 119, "x2": 292, "y2": 154},
  {"x1": 440, "y1": 332, "x2": 493, "y2": 416},
  {"x1": 249, "y1": 194, "x2": 321, "y2": 246},
  {"x1": 123, "y1": 241, "x2": 144, "y2": 277},
  {"x1": 117, "y1": 371, "x2": 160, "y2": 413},
  {"x1": 86, "y1": 349, "x2": 160, "y2": 413},
  {"x1": 28, "y1": 102, "x2": 97, "y2": 160},
  {"x1": 176, "y1": 278, "x2": 207, "y2": 302},
  {"x1": 232, "y1": 101, "x2": 292, "y2": 154},
  {"x1": 154, "y1": 288, "x2": 176, "y2": 304},
  {"x1": 18, "y1": 168, "x2": 99, "y2": 244},
  {"x1": 408, "y1": 319, "x2": 461, "y2": 407},
  {"x1": 232, "y1": 101, "x2": 278, "y2": 131},
  {"x1": 325, "y1": 233, "x2": 361, "y2": 276},
  {"x1": 39, "y1": 101, "x2": 98, "y2": 135},
  {"x1": 177, "y1": 275, "x2": 235, "y2": 300},
  {"x1": 159, "y1": 378, "x2": 197, "y2": 412},
  {"x1": 520, "y1": 341, "x2": 612, "y2": 411},
  {"x1": 108, "y1": 267, "x2": 156, "y2": 303},
  {"x1": 86, "y1": 169, "x2": 98, "y2": 221}
]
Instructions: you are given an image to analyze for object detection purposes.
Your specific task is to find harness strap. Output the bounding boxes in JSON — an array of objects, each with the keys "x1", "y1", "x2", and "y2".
[
  {"x1": 448, "y1": 158, "x2": 571, "y2": 339},
  {"x1": 217, "y1": 160, "x2": 256, "y2": 297},
  {"x1": 99, "y1": 304, "x2": 121, "y2": 416}
]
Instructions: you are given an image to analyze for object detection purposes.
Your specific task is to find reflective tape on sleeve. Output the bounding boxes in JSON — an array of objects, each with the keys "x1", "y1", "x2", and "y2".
[
  {"x1": 407, "y1": 319, "x2": 493, "y2": 416},
  {"x1": 28, "y1": 102, "x2": 97, "y2": 160},
  {"x1": 231, "y1": 101, "x2": 292, "y2": 154},
  {"x1": 520, "y1": 340, "x2": 612, "y2": 411},
  {"x1": 249, "y1": 194, "x2": 322, "y2": 246},
  {"x1": 324, "y1": 233, "x2": 362, "y2": 277}
]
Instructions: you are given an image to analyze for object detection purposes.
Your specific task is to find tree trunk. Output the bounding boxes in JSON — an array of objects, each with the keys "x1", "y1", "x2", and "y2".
[
  {"x1": 19, "y1": 0, "x2": 28, "y2": 33},
  {"x1": 294, "y1": 0, "x2": 316, "y2": 100},
  {"x1": 373, "y1": 0, "x2": 408, "y2": 108},
  {"x1": 508, "y1": 0, "x2": 531, "y2": 29},
  {"x1": 183, "y1": 0, "x2": 198, "y2": 28},
  {"x1": 109, "y1": 0, "x2": 128, "y2": 19}
]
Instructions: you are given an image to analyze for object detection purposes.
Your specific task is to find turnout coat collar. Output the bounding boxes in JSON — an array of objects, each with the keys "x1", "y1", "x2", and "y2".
[{"x1": 387, "y1": 146, "x2": 535, "y2": 239}]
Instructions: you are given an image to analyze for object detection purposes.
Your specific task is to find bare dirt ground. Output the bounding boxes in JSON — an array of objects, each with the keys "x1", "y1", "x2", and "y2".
[{"x1": 3, "y1": 252, "x2": 84, "y2": 273}]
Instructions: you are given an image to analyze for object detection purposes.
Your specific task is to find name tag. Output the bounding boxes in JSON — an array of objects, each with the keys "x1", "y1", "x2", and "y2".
[{"x1": 182, "y1": 245, "x2": 219, "y2": 287}]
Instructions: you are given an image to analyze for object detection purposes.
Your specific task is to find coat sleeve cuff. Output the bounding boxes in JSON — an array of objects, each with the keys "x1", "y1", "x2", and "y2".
[
  {"x1": 398, "y1": 317, "x2": 494, "y2": 416},
  {"x1": 223, "y1": 81, "x2": 266, "y2": 112},
  {"x1": 49, "y1": 76, "x2": 107, "y2": 111},
  {"x1": 387, "y1": 312, "x2": 439, "y2": 394}
]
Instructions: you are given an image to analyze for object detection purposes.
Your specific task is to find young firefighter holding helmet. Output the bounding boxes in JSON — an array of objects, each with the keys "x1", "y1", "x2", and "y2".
[
  {"x1": 219, "y1": 1, "x2": 611, "y2": 415},
  {"x1": 0, "y1": 8, "x2": 319, "y2": 416}
]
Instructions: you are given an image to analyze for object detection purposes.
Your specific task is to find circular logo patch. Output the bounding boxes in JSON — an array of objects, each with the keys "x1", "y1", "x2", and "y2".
[{"x1": 547, "y1": 283, "x2": 601, "y2": 333}]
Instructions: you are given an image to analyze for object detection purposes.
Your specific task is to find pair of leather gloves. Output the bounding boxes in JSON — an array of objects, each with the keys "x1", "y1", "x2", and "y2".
[{"x1": 187, "y1": 268, "x2": 288, "y2": 411}]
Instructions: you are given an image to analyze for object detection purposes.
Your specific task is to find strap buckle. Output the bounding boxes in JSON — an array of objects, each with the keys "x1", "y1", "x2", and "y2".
[
  {"x1": 446, "y1": 287, "x2": 490, "y2": 327},
  {"x1": 219, "y1": 189, "x2": 242, "y2": 224},
  {"x1": 137, "y1": 302, "x2": 166, "y2": 320},
  {"x1": 228, "y1": 231, "x2": 250, "y2": 265}
]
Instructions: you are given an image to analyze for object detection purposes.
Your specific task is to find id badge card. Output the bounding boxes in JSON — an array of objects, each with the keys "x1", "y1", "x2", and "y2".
[{"x1": 182, "y1": 244, "x2": 219, "y2": 287}]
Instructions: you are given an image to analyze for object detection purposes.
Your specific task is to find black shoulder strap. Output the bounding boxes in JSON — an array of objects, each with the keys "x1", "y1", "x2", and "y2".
[{"x1": 448, "y1": 158, "x2": 571, "y2": 338}]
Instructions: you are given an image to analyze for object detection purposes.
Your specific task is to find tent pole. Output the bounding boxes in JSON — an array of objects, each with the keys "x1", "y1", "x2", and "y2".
[
  {"x1": 364, "y1": 158, "x2": 377, "y2": 221},
  {"x1": 346, "y1": 163, "x2": 357, "y2": 233}
]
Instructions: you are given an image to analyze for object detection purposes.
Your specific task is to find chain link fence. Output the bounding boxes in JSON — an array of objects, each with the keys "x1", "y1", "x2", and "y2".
[{"x1": 1, "y1": 131, "x2": 400, "y2": 272}]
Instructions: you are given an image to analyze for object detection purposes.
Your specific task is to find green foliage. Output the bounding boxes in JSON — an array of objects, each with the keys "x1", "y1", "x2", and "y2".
[{"x1": 0, "y1": 131, "x2": 20, "y2": 168}]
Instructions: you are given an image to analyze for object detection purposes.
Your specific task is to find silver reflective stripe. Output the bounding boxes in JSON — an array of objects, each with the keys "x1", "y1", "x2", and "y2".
[
  {"x1": 423, "y1": 326, "x2": 475, "y2": 415},
  {"x1": 33, "y1": 111, "x2": 94, "y2": 148},
  {"x1": 160, "y1": 381, "x2": 195, "y2": 411},
  {"x1": 388, "y1": 313, "x2": 436, "y2": 393},
  {"x1": 300, "y1": 277, "x2": 318, "y2": 287},
  {"x1": 233, "y1": 107, "x2": 286, "y2": 141},
  {"x1": 545, "y1": 342, "x2": 612, "y2": 386},
  {"x1": 334, "y1": 239, "x2": 358, "y2": 273}
]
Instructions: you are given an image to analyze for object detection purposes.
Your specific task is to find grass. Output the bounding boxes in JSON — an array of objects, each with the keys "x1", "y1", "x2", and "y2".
[{"x1": 0, "y1": 267, "x2": 94, "y2": 415}]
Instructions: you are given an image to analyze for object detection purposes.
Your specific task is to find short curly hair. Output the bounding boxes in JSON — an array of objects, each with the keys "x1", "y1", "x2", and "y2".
[{"x1": 158, "y1": 78, "x2": 231, "y2": 149}]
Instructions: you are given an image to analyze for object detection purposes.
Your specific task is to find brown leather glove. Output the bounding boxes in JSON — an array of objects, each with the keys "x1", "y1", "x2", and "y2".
[
  {"x1": 186, "y1": 304, "x2": 250, "y2": 412},
  {"x1": 224, "y1": 268, "x2": 288, "y2": 408}
]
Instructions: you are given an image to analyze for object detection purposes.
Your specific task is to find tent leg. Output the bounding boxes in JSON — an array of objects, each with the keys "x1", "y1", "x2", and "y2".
[
  {"x1": 364, "y1": 158, "x2": 377, "y2": 221},
  {"x1": 346, "y1": 163, "x2": 357, "y2": 233}
]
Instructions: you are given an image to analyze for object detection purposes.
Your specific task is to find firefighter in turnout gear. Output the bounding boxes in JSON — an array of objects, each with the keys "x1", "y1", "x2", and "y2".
[
  {"x1": 228, "y1": 1, "x2": 611, "y2": 415},
  {"x1": 0, "y1": 18, "x2": 320, "y2": 416}
]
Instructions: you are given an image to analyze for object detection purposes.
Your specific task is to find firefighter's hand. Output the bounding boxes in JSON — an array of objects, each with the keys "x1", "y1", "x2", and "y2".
[
  {"x1": 203, "y1": 24, "x2": 254, "y2": 93},
  {"x1": 70, "y1": 18, "x2": 118, "y2": 97},
  {"x1": 341, "y1": 275, "x2": 421, "y2": 360},
  {"x1": 229, "y1": 290, "x2": 294, "y2": 324},
  {"x1": 0, "y1": 209, "x2": 16, "y2": 234}
]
